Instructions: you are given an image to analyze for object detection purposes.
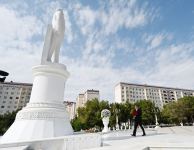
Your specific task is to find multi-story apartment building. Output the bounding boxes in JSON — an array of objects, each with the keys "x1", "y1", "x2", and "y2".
[
  {"x1": 115, "y1": 82, "x2": 194, "y2": 109},
  {"x1": 76, "y1": 94, "x2": 85, "y2": 109},
  {"x1": 84, "y1": 90, "x2": 100, "y2": 101},
  {"x1": 63, "y1": 101, "x2": 76, "y2": 120},
  {"x1": 76, "y1": 89, "x2": 100, "y2": 109},
  {"x1": 0, "y1": 82, "x2": 32, "y2": 114}
]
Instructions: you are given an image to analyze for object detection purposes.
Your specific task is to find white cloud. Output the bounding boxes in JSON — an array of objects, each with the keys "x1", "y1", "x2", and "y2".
[
  {"x1": 1, "y1": 1, "x2": 194, "y2": 104},
  {"x1": 63, "y1": 41, "x2": 194, "y2": 101},
  {"x1": 0, "y1": 6, "x2": 42, "y2": 82},
  {"x1": 63, "y1": 60, "x2": 145, "y2": 101},
  {"x1": 156, "y1": 43, "x2": 192, "y2": 65},
  {"x1": 101, "y1": 0, "x2": 155, "y2": 35},
  {"x1": 150, "y1": 34, "x2": 165, "y2": 48},
  {"x1": 74, "y1": 0, "x2": 156, "y2": 36},
  {"x1": 0, "y1": 49, "x2": 40, "y2": 83},
  {"x1": 147, "y1": 42, "x2": 194, "y2": 89},
  {"x1": 144, "y1": 33, "x2": 173, "y2": 49},
  {"x1": 0, "y1": 6, "x2": 41, "y2": 43},
  {"x1": 76, "y1": 6, "x2": 97, "y2": 35},
  {"x1": 63, "y1": 10, "x2": 73, "y2": 43}
]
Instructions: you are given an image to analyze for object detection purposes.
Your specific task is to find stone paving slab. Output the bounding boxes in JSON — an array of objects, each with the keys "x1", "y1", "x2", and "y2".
[{"x1": 88, "y1": 126, "x2": 194, "y2": 150}]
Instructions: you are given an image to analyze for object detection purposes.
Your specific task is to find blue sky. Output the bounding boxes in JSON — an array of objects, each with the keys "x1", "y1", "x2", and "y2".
[{"x1": 0, "y1": 0, "x2": 194, "y2": 102}]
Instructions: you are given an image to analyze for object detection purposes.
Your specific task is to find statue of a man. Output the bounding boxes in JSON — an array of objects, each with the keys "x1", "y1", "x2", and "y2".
[{"x1": 41, "y1": 9, "x2": 65, "y2": 64}]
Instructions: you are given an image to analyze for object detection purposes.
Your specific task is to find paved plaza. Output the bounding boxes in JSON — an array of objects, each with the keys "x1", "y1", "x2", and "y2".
[
  {"x1": 0, "y1": 126, "x2": 194, "y2": 149},
  {"x1": 91, "y1": 126, "x2": 194, "y2": 150}
]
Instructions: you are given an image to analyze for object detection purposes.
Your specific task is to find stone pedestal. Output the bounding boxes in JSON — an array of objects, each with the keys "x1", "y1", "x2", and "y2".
[
  {"x1": 102, "y1": 117, "x2": 109, "y2": 133},
  {"x1": 1, "y1": 63, "x2": 73, "y2": 143}
]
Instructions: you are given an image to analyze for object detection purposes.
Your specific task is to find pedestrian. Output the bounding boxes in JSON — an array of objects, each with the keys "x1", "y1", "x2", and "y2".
[{"x1": 131, "y1": 104, "x2": 146, "y2": 136}]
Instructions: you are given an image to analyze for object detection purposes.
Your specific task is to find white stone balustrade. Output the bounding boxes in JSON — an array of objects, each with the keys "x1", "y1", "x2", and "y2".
[{"x1": 0, "y1": 133, "x2": 101, "y2": 150}]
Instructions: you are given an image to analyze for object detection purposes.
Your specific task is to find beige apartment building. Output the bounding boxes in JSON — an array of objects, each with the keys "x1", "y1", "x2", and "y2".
[
  {"x1": 115, "y1": 82, "x2": 194, "y2": 109},
  {"x1": 76, "y1": 89, "x2": 100, "y2": 109},
  {"x1": 0, "y1": 82, "x2": 32, "y2": 114},
  {"x1": 63, "y1": 101, "x2": 76, "y2": 120}
]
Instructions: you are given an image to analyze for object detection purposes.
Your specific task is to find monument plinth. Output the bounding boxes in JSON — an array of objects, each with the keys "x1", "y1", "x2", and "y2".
[
  {"x1": 1, "y1": 63, "x2": 73, "y2": 143},
  {"x1": 1, "y1": 9, "x2": 73, "y2": 144}
]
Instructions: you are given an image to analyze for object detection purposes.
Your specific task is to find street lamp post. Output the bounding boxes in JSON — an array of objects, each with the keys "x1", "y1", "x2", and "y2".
[{"x1": 115, "y1": 108, "x2": 119, "y2": 130}]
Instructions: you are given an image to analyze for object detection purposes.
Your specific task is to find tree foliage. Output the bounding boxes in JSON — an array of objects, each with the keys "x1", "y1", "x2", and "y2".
[
  {"x1": 72, "y1": 96, "x2": 194, "y2": 132},
  {"x1": 71, "y1": 99, "x2": 158, "y2": 131},
  {"x1": 0, "y1": 110, "x2": 19, "y2": 135},
  {"x1": 161, "y1": 96, "x2": 194, "y2": 124},
  {"x1": 134, "y1": 100, "x2": 156, "y2": 125},
  {"x1": 71, "y1": 98, "x2": 109, "y2": 131}
]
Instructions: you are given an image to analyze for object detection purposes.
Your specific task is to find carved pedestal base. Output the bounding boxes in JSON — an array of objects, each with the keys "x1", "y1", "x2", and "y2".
[
  {"x1": 102, "y1": 117, "x2": 109, "y2": 133},
  {"x1": 1, "y1": 64, "x2": 73, "y2": 143}
]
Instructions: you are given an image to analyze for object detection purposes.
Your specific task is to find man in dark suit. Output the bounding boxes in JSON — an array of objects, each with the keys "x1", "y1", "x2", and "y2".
[{"x1": 131, "y1": 105, "x2": 146, "y2": 136}]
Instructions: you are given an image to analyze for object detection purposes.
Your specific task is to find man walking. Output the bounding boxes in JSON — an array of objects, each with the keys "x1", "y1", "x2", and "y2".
[{"x1": 131, "y1": 104, "x2": 146, "y2": 136}]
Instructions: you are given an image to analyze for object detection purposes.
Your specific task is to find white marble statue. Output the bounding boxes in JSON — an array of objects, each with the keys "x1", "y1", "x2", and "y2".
[
  {"x1": 0, "y1": 9, "x2": 74, "y2": 144},
  {"x1": 41, "y1": 9, "x2": 65, "y2": 64},
  {"x1": 101, "y1": 109, "x2": 111, "y2": 133}
]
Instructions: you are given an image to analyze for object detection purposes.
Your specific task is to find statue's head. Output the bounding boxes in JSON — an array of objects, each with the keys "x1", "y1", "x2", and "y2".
[
  {"x1": 52, "y1": 9, "x2": 65, "y2": 31},
  {"x1": 57, "y1": 8, "x2": 63, "y2": 11},
  {"x1": 54, "y1": 9, "x2": 64, "y2": 19}
]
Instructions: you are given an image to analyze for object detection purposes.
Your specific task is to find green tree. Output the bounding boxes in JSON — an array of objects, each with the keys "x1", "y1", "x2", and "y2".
[
  {"x1": 161, "y1": 96, "x2": 194, "y2": 124},
  {"x1": 135, "y1": 100, "x2": 156, "y2": 125},
  {"x1": 0, "y1": 110, "x2": 19, "y2": 135},
  {"x1": 71, "y1": 116, "x2": 84, "y2": 132},
  {"x1": 178, "y1": 96, "x2": 194, "y2": 123},
  {"x1": 109, "y1": 103, "x2": 117, "y2": 128},
  {"x1": 109, "y1": 102, "x2": 132, "y2": 128},
  {"x1": 118, "y1": 102, "x2": 132, "y2": 123},
  {"x1": 71, "y1": 98, "x2": 109, "y2": 131},
  {"x1": 161, "y1": 102, "x2": 179, "y2": 124}
]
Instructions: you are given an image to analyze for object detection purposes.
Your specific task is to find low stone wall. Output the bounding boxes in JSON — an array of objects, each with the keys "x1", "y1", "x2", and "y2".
[
  {"x1": 143, "y1": 146, "x2": 194, "y2": 150},
  {"x1": 0, "y1": 133, "x2": 101, "y2": 150}
]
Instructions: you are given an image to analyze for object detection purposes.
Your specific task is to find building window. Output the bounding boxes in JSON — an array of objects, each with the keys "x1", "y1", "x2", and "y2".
[
  {"x1": 10, "y1": 97, "x2": 13, "y2": 99},
  {"x1": 4, "y1": 96, "x2": 7, "y2": 99},
  {"x1": 1, "y1": 106, "x2": 4, "y2": 108}
]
